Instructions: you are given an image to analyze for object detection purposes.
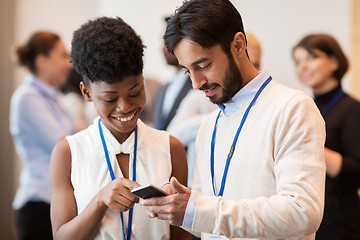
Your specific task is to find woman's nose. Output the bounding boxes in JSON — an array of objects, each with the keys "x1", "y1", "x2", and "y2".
[{"x1": 115, "y1": 100, "x2": 132, "y2": 113}]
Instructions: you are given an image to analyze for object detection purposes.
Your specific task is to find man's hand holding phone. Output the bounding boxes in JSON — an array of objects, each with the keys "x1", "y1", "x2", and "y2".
[{"x1": 139, "y1": 177, "x2": 192, "y2": 226}]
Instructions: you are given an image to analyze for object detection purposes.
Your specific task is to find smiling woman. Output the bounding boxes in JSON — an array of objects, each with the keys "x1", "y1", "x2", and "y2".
[
  {"x1": 49, "y1": 16, "x2": 191, "y2": 240},
  {"x1": 293, "y1": 33, "x2": 360, "y2": 240}
]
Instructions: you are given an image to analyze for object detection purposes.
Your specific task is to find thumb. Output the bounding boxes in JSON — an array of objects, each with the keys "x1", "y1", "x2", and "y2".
[{"x1": 170, "y1": 177, "x2": 189, "y2": 194}]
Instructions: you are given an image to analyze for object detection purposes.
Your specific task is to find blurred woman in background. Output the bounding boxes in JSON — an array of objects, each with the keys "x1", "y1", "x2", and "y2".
[
  {"x1": 293, "y1": 33, "x2": 360, "y2": 240},
  {"x1": 10, "y1": 31, "x2": 78, "y2": 240}
]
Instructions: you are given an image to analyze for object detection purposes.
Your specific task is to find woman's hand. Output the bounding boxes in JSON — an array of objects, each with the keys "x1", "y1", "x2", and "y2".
[{"x1": 97, "y1": 177, "x2": 141, "y2": 211}]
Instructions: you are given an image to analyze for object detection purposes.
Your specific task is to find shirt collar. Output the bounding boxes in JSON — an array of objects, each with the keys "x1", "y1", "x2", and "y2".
[
  {"x1": 97, "y1": 116, "x2": 136, "y2": 155},
  {"x1": 218, "y1": 70, "x2": 271, "y2": 116},
  {"x1": 26, "y1": 74, "x2": 60, "y2": 101}
]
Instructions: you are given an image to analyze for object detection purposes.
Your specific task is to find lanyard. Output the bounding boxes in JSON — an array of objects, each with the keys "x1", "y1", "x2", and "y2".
[
  {"x1": 210, "y1": 76, "x2": 272, "y2": 196},
  {"x1": 317, "y1": 88, "x2": 344, "y2": 117},
  {"x1": 98, "y1": 118, "x2": 137, "y2": 240}
]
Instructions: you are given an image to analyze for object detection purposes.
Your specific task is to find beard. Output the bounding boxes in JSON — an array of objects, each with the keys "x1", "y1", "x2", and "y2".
[{"x1": 201, "y1": 54, "x2": 243, "y2": 105}]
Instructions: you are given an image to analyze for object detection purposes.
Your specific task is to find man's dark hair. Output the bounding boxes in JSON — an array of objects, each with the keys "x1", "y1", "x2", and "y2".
[
  {"x1": 71, "y1": 17, "x2": 145, "y2": 85},
  {"x1": 164, "y1": 0, "x2": 246, "y2": 57}
]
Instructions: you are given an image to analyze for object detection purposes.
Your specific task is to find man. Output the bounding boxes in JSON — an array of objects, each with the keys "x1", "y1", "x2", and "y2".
[
  {"x1": 154, "y1": 16, "x2": 216, "y2": 186},
  {"x1": 141, "y1": 0, "x2": 326, "y2": 239}
]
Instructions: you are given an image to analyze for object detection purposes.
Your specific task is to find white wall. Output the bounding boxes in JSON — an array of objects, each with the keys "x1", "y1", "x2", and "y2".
[{"x1": 98, "y1": 0, "x2": 351, "y2": 95}]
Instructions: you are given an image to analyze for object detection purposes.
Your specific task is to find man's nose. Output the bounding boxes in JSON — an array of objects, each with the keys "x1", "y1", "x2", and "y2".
[{"x1": 189, "y1": 71, "x2": 207, "y2": 90}]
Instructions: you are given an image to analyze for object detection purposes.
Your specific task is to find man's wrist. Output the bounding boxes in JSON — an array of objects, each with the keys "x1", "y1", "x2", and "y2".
[{"x1": 182, "y1": 191, "x2": 197, "y2": 229}]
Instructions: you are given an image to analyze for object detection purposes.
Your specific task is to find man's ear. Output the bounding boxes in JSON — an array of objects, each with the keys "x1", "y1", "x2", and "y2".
[
  {"x1": 80, "y1": 81, "x2": 92, "y2": 102},
  {"x1": 232, "y1": 32, "x2": 246, "y2": 59}
]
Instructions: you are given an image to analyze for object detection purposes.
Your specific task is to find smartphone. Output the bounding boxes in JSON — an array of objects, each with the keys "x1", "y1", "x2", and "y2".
[{"x1": 131, "y1": 184, "x2": 169, "y2": 199}]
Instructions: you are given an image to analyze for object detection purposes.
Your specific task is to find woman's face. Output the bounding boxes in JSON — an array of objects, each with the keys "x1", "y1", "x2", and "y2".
[
  {"x1": 293, "y1": 47, "x2": 339, "y2": 94},
  {"x1": 81, "y1": 74, "x2": 146, "y2": 143},
  {"x1": 37, "y1": 40, "x2": 72, "y2": 87}
]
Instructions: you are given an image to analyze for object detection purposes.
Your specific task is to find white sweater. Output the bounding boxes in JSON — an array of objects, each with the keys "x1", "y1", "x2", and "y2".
[{"x1": 191, "y1": 78, "x2": 326, "y2": 240}]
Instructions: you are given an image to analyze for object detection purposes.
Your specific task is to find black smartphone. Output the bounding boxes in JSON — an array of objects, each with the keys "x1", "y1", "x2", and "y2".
[{"x1": 131, "y1": 184, "x2": 169, "y2": 199}]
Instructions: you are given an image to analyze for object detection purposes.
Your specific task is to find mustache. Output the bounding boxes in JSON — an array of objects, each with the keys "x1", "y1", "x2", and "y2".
[{"x1": 199, "y1": 83, "x2": 219, "y2": 91}]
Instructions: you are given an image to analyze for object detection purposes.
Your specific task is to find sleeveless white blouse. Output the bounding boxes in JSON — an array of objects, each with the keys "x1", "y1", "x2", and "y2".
[{"x1": 67, "y1": 117, "x2": 171, "y2": 239}]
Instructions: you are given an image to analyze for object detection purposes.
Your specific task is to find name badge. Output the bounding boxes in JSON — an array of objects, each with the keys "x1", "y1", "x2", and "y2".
[{"x1": 202, "y1": 232, "x2": 229, "y2": 240}]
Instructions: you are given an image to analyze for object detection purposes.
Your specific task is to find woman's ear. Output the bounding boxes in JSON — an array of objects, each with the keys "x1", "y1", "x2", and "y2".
[
  {"x1": 329, "y1": 56, "x2": 339, "y2": 72},
  {"x1": 35, "y1": 54, "x2": 47, "y2": 73},
  {"x1": 80, "y1": 81, "x2": 92, "y2": 102}
]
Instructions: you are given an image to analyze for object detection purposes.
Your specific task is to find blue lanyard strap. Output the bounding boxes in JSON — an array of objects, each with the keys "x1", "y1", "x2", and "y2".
[
  {"x1": 318, "y1": 88, "x2": 344, "y2": 117},
  {"x1": 210, "y1": 76, "x2": 272, "y2": 196},
  {"x1": 98, "y1": 118, "x2": 137, "y2": 240}
]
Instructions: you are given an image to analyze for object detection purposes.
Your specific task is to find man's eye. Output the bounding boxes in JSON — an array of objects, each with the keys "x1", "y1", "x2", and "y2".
[
  {"x1": 199, "y1": 63, "x2": 211, "y2": 70},
  {"x1": 183, "y1": 69, "x2": 190, "y2": 74}
]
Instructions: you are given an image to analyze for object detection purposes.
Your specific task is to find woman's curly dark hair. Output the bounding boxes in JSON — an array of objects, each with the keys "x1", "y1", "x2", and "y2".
[{"x1": 71, "y1": 17, "x2": 145, "y2": 84}]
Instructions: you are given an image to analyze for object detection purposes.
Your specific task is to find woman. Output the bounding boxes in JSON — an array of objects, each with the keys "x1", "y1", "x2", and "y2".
[
  {"x1": 293, "y1": 33, "x2": 360, "y2": 240},
  {"x1": 50, "y1": 17, "x2": 190, "y2": 239},
  {"x1": 10, "y1": 31, "x2": 78, "y2": 239}
]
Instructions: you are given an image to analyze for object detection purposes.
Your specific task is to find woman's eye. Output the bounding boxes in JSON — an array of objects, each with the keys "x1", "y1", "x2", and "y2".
[
  {"x1": 129, "y1": 91, "x2": 141, "y2": 98},
  {"x1": 103, "y1": 99, "x2": 116, "y2": 103}
]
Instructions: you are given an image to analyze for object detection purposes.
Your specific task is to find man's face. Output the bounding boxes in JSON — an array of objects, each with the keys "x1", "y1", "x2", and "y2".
[{"x1": 174, "y1": 39, "x2": 243, "y2": 104}]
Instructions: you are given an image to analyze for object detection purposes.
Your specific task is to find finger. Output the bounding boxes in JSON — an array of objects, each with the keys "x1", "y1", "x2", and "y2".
[
  {"x1": 113, "y1": 195, "x2": 134, "y2": 211},
  {"x1": 146, "y1": 208, "x2": 158, "y2": 218},
  {"x1": 170, "y1": 177, "x2": 189, "y2": 194},
  {"x1": 162, "y1": 184, "x2": 176, "y2": 195},
  {"x1": 154, "y1": 213, "x2": 169, "y2": 221},
  {"x1": 119, "y1": 178, "x2": 141, "y2": 190},
  {"x1": 114, "y1": 179, "x2": 140, "y2": 203},
  {"x1": 140, "y1": 196, "x2": 168, "y2": 206}
]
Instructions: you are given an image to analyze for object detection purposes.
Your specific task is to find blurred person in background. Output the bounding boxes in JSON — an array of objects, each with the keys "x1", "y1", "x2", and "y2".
[
  {"x1": 293, "y1": 33, "x2": 360, "y2": 240},
  {"x1": 9, "y1": 31, "x2": 79, "y2": 240},
  {"x1": 246, "y1": 31, "x2": 262, "y2": 71},
  {"x1": 60, "y1": 67, "x2": 97, "y2": 129}
]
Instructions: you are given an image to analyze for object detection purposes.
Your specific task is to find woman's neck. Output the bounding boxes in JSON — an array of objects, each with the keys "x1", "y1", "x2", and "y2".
[{"x1": 313, "y1": 78, "x2": 339, "y2": 95}]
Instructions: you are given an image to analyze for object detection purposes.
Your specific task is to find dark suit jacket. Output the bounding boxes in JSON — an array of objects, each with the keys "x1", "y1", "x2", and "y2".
[{"x1": 153, "y1": 76, "x2": 192, "y2": 130}]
